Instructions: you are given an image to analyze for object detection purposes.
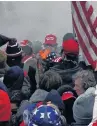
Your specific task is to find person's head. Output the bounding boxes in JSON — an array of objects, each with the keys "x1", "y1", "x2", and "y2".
[
  {"x1": 45, "y1": 89, "x2": 65, "y2": 110},
  {"x1": 46, "y1": 52, "x2": 62, "y2": 63},
  {"x1": 61, "y1": 39, "x2": 79, "y2": 62},
  {"x1": 20, "y1": 40, "x2": 33, "y2": 56},
  {"x1": 73, "y1": 70, "x2": 96, "y2": 96},
  {"x1": 23, "y1": 103, "x2": 66, "y2": 126},
  {"x1": 63, "y1": 33, "x2": 75, "y2": 42},
  {"x1": 57, "y1": 85, "x2": 77, "y2": 124},
  {"x1": 45, "y1": 52, "x2": 62, "y2": 69},
  {"x1": 3, "y1": 66, "x2": 24, "y2": 91},
  {"x1": 39, "y1": 70, "x2": 62, "y2": 92},
  {"x1": 0, "y1": 90, "x2": 11, "y2": 126},
  {"x1": 6, "y1": 40, "x2": 23, "y2": 67},
  {"x1": 73, "y1": 87, "x2": 95, "y2": 125},
  {"x1": 32, "y1": 40, "x2": 42, "y2": 54},
  {"x1": 43, "y1": 34, "x2": 58, "y2": 52},
  {"x1": 0, "y1": 50, "x2": 7, "y2": 69}
]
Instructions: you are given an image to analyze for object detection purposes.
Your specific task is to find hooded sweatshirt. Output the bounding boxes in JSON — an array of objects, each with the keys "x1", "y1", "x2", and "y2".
[
  {"x1": 50, "y1": 60, "x2": 81, "y2": 87},
  {"x1": 3, "y1": 66, "x2": 31, "y2": 102},
  {"x1": 15, "y1": 89, "x2": 48, "y2": 126},
  {"x1": 88, "y1": 85, "x2": 97, "y2": 126},
  {"x1": 73, "y1": 87, "x2": 95, "y2": 126}
]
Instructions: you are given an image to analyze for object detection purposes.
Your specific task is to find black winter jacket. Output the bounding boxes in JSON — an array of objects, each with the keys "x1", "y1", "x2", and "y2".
[
  {"x1": 50, "y1": 60, "x2": 81, "y2": 87},
  {"x1": 6, "y1": 74, "x2": 31, "y2": 105}
]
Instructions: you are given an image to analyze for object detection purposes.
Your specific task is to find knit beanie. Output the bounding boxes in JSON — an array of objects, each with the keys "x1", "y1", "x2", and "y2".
[
  {"x1": 63, "y1": 33, "x2": 75, "y2": 42},
  {"x1": 45, "y1": 89, "x2": 65, "y2": 110},
  {"x1": 45, "y1": 52, "x2": 62, "y2": 63},
  {"x1": 3, "y1": 66, "x2": 24, "y2": 90},
  {"x1": 0, "y1": 50, "x2": 7, "y2": 68},
  {"x1": 62, "y1": 39, "x2": 79, "y2": 55},
  {"x1": 0, "y1": 89, "x2": 11, "y2": 121},
  {"x1": 6, "y1": 39, "x2": 22, "y2": 57},
  {"x1": 26, "y1": 105, "x2": 63, "y2": 126},
  {"x1": 73, "y1": 87, "x2": 95, "y2": 125},
  {"x1": 44, "y1": 34, "x2": 57, "y2": 46}
]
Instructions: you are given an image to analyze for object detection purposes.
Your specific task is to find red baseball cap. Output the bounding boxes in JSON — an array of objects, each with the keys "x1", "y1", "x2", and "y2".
[
  {"x1": 20, "y1": 40, "x2": 29, "y2": 47},
  {"x1": 62, "y1": 39, "x2": 79, "y2": 55},
  {"x1": 44, "y1": 34, "x2": 57, "y2": 46},
  {"x1": 62, "y1": 91, "x2": 76, "y2": 101}
]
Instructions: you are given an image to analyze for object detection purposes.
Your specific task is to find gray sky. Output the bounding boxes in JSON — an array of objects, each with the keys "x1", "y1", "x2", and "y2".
[
  {"x1": 0, "y1": 1, "x2": 97, "y2": 45},
  {"x1": 0, "y1": 1, "x2": 72, "y2": 45}
]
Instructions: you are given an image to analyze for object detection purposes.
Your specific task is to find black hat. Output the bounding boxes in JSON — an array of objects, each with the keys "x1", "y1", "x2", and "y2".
[{"x1": 6, "y1": 39, "x2": 22, "y2": 57}]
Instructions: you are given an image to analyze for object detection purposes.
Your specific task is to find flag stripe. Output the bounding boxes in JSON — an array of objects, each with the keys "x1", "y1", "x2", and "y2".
[
  {"x1": 72, "y1": 1, "x2": 97, "y2": 69},
  {"x1": 72, "y1": 2, "x2": 97, "y2": 55},
  {"x1": 72, "y1": 3, "x2": 97, "y2": 61},
  {"x1": 72, "y1": 12, "x2": 95, "y2": 63},
  {"x1": 76, "y1": 1, "x2": 97, "y2": 59},
  {"x1": 72, "y1": 16, "x2": 95, "y2": 68},
  {"x1": 80, "y1": 2, "x2": 97, "y2": 38},
  {"x1": 93, "y1": 17, "x2": 97, "y2": 29},
  {"x1": 76, "y1": 2, "x2": 97, "y2": 47},
  {"x1": 74, "y1": 23, "x2": 90, "y2": 65}
]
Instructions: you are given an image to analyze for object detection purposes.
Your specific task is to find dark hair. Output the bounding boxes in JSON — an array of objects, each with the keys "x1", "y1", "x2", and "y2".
[{"x1": 39, "y1": 70, "x2": 62, "y2": 92}]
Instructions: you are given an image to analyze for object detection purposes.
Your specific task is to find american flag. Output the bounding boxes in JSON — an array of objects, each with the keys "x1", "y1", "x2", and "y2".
[
  {"x1": 71, "y1": 1, "x2": 97, "y2": 69},
  {"x1": 89, "y1": 121, "x2": 97, "y2": 126},
  {"x1": 23, "y1": 105, "x2": 62, "y2": 126}
]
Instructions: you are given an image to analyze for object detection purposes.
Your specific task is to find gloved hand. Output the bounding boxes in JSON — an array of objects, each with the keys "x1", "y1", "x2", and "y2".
[
  {"x1": 0, "y1": 34, "x2": 17, "y2": 46},
  {"x1": 28, "y1": 66, "x2": 37, "y2": 93},
  {"x1": 28, "y1": 66, "x2": 36, "y2": 77},
  {"x1": 9, "y1": 38, "x2": 17, "y2": 45}
]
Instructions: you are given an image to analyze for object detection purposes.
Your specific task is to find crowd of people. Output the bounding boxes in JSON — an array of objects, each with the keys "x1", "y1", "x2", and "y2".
[{"x1": 0, "y1": 33, "x2": 97, "y2": 126}]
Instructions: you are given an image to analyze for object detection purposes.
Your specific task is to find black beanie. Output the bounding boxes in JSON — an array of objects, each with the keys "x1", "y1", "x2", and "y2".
[
  {"x1": 63, "y1": 33, "x2": 75, "y2": 42},
  {"x1": 6, "y1": 39, "x2": 22, "y2": 57}
]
